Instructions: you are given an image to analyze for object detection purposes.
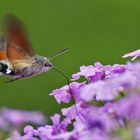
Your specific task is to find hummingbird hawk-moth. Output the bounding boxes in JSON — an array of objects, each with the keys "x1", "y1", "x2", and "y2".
[
  {"x1": 0, "y1": 14, "x2": 83, "y2": 121},
  {"x1": 0, "y1": 13, "x2": 67, "y2": 82}
]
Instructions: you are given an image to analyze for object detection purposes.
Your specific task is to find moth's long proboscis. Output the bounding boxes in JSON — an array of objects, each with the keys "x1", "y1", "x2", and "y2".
[
  {"x1": 48, "y1": 48, "x2": 68, "y2": 60},
  {"x1": 52, "y1": 67, "x2": 84, "y2": 123}
]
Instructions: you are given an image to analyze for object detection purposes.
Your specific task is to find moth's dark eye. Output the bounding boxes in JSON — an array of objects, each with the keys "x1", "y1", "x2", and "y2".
[{"x1": 45, "y1": 63, "x2": 52, "y2": 67}]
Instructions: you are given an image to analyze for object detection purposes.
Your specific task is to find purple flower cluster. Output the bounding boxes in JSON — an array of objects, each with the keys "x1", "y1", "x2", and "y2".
[
  {"x1": 8, "y1": 49, "x2": 140, "y2": 140},
  {"x1": 0, "y1": 108, "x2": 46, "y2": 131}
]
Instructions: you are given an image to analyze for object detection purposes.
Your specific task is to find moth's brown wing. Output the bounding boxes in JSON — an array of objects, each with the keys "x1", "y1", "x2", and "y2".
[
  {"x1": 0, "y1": 36, "x2": 7, "y2": 60},
  {"x1": 6, "y1": 43, "x2": 36, "y2": 70},
  {"x1": 3, "y1": 13, "x2": 35, "y2": 69}
]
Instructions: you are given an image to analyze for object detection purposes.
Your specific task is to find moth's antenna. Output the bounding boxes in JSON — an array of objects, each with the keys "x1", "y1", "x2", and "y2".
[
  {"x1": 48, "y1": 48, "x2": 68, "y2": 60},
  {"x1": 52, "y1": 67, "x2": 84, "y2": 123}
]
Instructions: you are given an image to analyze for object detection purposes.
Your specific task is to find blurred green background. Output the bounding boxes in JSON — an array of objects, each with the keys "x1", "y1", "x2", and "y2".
[{"x1": 0, "y1": 0, "x2": 139, "y2": 116}]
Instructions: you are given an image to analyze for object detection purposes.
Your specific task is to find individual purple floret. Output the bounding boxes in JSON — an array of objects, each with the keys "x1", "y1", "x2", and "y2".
[
  {"x1": 49, "y1": 84, "x2": 71, "y2": 104},
  {"x1": 123, "y1": 49, "x2": 140, "y2": 61},
  {"x1": 49, "y1": 82, "x2": 86, "y2": 103},
  {"x1": 62, "y1": 102, "x2": 88, "y2": 120},
  {"x1": 71, "y1": 64, "x2": 105, "y2": 82},
  {"x1": 49, "y1": 114, "x2": 71, "y2": 134}
]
